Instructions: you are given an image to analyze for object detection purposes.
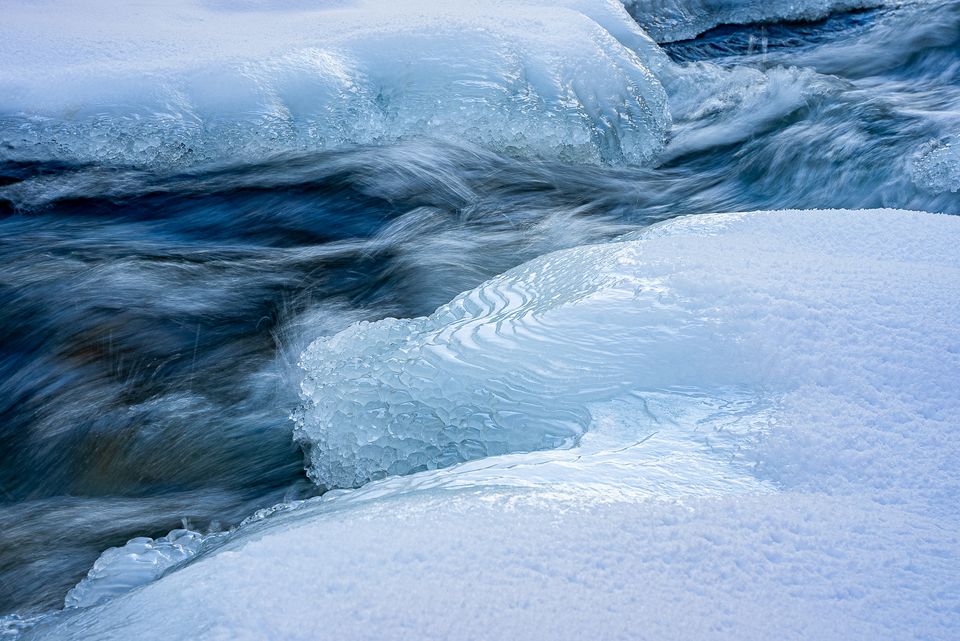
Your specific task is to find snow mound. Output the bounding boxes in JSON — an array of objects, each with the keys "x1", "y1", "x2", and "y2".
[
  {"x1": 622, "y1": 0, "x2": 886, "y2": 43},
  {"x1": 24, "y1": 209, "x2": 960, "y2": 641},
  {"x1": 0, "y1": 0, "x2": 668, "y2": 166},
  {"x1": 33, "y1": 492, "x2": 960, "y2": 641}
]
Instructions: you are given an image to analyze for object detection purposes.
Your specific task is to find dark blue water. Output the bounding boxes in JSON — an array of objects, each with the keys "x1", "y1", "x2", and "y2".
[{"x1": 1, "y1": 1, "x2": 959, "y2": 618}]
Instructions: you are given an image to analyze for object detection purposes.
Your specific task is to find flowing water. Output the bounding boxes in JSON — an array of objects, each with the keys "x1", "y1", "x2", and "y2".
[{"x1": 1, "y1": 0, "x2": 958, "y2": 623}]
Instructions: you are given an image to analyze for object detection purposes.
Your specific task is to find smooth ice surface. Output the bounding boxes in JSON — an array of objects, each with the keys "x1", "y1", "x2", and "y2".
[
  {"x1": 0, "y1": 0, "x2": 669, "y2": 165},
  {"x1": 28, "y1": 209, "x2": 960, "y2": 640},
  {"x1": 622, "y1": 0, "x2": 888, "y2": 42}
]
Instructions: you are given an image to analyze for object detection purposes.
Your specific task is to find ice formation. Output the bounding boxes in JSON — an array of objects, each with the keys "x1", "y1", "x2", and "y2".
[
  {"x1": 293, "y1": 215, "x2": 774, "y2": 489},
  {"x1": 622, "y1": 0, "x2": 888, "y2": 42},
  {"x1": 62, "y1": 530, "x2": 211, "y2": 610},
  {"x1": 2, "y1": 0, "x2": 900, "y2": 170},
  {"x1": 0, "y1": 0, "x2": 669, "y2": 166},
  {"x1": 913, "y1": 139, "x2": 960, "y2": 194},
  {"x1": 27, "y1": 208, "x2": 959, "y2": 640}
]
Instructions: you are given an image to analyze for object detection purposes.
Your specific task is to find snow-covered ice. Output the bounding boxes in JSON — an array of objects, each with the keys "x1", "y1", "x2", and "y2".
[
  {"x1": 0, "y1": 0, "x2": 669, "y2": 166},
  {"x1": 0, "y1": 0, "x2": 871, "y2": 170},
  {"x1": 26, "y1": 208, "x2": 960, "y2": 641}
]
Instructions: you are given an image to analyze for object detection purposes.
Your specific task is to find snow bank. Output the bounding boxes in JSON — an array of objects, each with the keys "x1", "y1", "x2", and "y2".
[
  {"x1": 33, "y1": 491, "x2": 960, "y2": 641},
  {"x1": 26, "y1": 208, "x2": 960, "y2": 641},
  {"x1": 0, "y1": 0, "x2": 668, "y2": 166}
]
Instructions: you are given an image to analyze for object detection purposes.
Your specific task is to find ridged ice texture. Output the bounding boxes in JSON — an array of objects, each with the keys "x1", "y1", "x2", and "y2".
[
  {"x1": 292, "y1": 248, "x2": 614, "y2": 489},
  {"x1": 63, "y1": 530, "x2": 210, "y2": 609},
  {"x1": 0, "y1": 0, "x2": 668, "y2": 166},
  {"x1": 622, "y1": 0, "x2": 887, "y2": 42},
  {"x1": 294, "y1": 212, "x2": 793, "y2": 490}
]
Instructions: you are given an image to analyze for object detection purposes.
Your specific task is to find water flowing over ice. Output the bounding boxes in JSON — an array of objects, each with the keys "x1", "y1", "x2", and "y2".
[{"x1": 2, "y1": 0, "x2": 960, "y2": 635}]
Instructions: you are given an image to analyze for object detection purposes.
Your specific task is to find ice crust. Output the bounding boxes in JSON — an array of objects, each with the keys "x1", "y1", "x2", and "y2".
[
  {"x1": 0, "y1": 0, "x2": 669, "y2": 166},
  {"x1": 622, "y1": 0, "x2": 887, "y2": 42},
  {"x1": 63, "y1": 530, "x2": 210, "y2": 610},
  {"x1": 27, "y1": 208, "x2": 960, "y2": 640},
  {"x1": 913, "y1": 139, "x2": 960, "y2": 194}
]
